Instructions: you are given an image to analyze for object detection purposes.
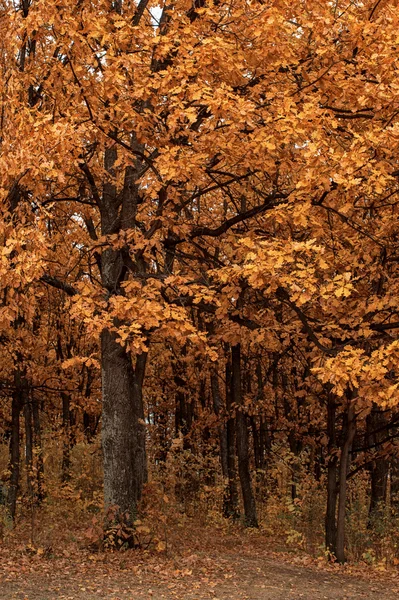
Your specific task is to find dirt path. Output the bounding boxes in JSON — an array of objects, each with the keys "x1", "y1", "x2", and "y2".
[{"x1": 1, "y1": 548, "x2": 398, "y2": 600}]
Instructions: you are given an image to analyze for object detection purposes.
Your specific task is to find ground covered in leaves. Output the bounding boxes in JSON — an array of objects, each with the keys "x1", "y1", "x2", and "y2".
[{"x1": 1, "y1": 524, "x2": 399, "y2": 600}]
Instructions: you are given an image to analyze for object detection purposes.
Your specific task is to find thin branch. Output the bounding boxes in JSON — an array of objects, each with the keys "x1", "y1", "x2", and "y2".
[
  {"x1": 276, "y1": 287, "x2": 335, "y2": 355},
  {"x1": 191, "y1": 192, "x2": 288, "y2": 239}
]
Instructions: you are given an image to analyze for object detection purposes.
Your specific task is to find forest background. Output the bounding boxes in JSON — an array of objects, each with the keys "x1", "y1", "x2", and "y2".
[{"x1": 1, "y1": 0, "x2": 399, "y2": 576}]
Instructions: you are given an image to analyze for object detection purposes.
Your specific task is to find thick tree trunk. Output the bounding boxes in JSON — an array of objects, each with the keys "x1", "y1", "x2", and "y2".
[
  {"x1": 99, "y1": 146, "x2": 148, "y2": 522},
  {"x1": 231, "y1": 344, "x2": 258, "y2": 527},
  {"x1": 102, "y1": 329, "x2": 147, "y2": 520},
  {"x1": 336, "y1": 403, "x2": 356, "y2": 564}
]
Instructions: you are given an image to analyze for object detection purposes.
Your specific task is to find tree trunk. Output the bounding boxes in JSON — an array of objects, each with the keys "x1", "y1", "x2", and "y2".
[
  {"x1": 99, "y1": 145, "x2": 149, "y2": 523},
  {"x1": 61, "y1": 392, "x2": 72, "y2": 483},
  {"x1": 231, "y1": 344, "x2": 258, "y2": 527},
  {"x1": 24, "y1": 396, "x2": 34, "y2": 499},
  {"x1": 391, "y1": 456, "x2": 399, "y2": 511},
  {"x1": 251, "y1": 416, "x2": 261, "y2": 471},
  {"x1": 31, "y1": 395, "x2": 44, "y2": 502},
  {"x1": 336, "y1": 402, "x2": 356, "y2": 563},
  {"x1": 102, "y1": 329, "x2": 147, "y2": 520},
  {"x1": 210, "y1": 369, "x2": 228, "y2": 480},
  {"x1": 325, "y1": 392, "x2": 337, "y2": 555},
  {"x1": 367, "y1": 405, "x2": 389, "y2": 522},
  {"x1": 8, "y1": 380, "x2": 22, "y2": 520},
  {"x1": 223, "y1": 349, "x2": 240, "y2": 519}
]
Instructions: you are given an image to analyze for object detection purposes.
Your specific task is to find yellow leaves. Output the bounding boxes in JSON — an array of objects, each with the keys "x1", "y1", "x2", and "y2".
[
  {"x1": 314, "y1": 340, "x2": 399, "y2": 407},
  {"x1": 313, "y1": 347, "x2": 366, "y2": 397},
  {"x1": 332, "y1": 173, "x2": 347, "y2": 185},
  {"x1": 62, "y1": 356, "x2": 100, "y2": 370},
  {"x1": 113, "y1": 18, "x2": 127, "y2": 30},
  {"x1": 320, "y1": 273, "x2": 354, "y2": 300},
  {"x1": 264, "y1": 140, "x2": 276, "y2": 151}
]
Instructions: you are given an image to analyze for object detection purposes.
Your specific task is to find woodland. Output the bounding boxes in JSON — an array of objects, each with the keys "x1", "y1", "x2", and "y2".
[{"x1": 2, "y1": 1, "x2": 399, "y2": 590}]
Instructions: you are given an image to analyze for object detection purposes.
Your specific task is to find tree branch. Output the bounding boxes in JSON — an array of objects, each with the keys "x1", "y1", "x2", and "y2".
[{"x1": 40, "y1": 275, "x2": 78, "y2": 297}]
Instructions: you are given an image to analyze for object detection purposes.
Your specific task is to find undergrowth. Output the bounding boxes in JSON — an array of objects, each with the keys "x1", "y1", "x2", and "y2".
[{"x1": 1, "y1": 438, "x2": 399, "y2": 568}]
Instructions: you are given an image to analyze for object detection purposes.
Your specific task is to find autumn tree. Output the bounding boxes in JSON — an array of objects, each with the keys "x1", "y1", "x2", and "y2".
[{"x1": 3, "y1": 0, "x2": 399, "y2": 563}]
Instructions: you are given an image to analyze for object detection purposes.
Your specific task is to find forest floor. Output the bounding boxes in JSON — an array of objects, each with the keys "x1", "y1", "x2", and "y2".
[{"x1": 1, "y1": 525, "x2": 399, "y2": 600}]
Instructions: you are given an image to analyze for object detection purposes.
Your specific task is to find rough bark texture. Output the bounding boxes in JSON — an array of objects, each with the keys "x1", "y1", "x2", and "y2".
[
  {"x1": 231, "y1": 344, "x2": 258, "y2": 527},
  {"x1": 99, "y1": 145, "x2": 148, "y2": 521},
  {"x1": 101, "y1": 331, "x2": 147, "y2": 519}
]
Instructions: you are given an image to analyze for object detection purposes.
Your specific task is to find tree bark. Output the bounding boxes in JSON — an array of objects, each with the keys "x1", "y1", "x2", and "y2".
[
  {"x1": 210, "y1": 369, "x2": 229, "y2": 480},
  {"x1": 231, "y1": 344, "x2": 258, "y2": 527},
  {"x1": 367, "y1": 405, "x2": 388, "y2": 522},
  {"x1": 336, "y1": 402, "x2": 356, "y2": 563},
  {"x1": 223, "y1": 349, "x2": 240, "y2": 519},
  {"x1": 102, "y1": 329, "x2": 147, "y2": 520},
  {"x1": 325, "y1": 392, "x2": 338, "y2": 555},
  {"x1": 61, "y1": 392, "x2": 72, "y2": 483},
  {"x1": 99, "y1": 146, "x2": 148, "y2": 522},
  {"x1": 24, "y1": 396, "x2": 34, "y2": 499},
  {"x1": 7, "y1": 375, "x2": 22, "y2": 520},
  {"x1": 31, "y1": 395, "x2": 44, "y2": 502}
]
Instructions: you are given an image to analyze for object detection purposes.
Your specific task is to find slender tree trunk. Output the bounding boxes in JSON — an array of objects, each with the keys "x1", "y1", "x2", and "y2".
[
  {"x1": 134, "y1": 352, "x2": 148, "y2": 491},
  {"x1": 8, "y1": 382, "x2": 21, "y2": 520},
  {"x1": 24, "y1": 397, "x2": 34, "y2": 499},
  {"x1": 391, "y1": 456, "x2": 399, "y2": 511},
  {"x1": 336, "y1": 402, "x2": 356, "y2": 563},
  {"x1": 251, "y1": 417, "x2": 261, "y2": 471},
  {"x1": 367, "y1": 406, "x2": 389, "y2": 522},
  {"x1": 83, "y1": 366, "x2": 97, "y2": 443},
  {"x1": 155, "y1": 402, "x2": 169, "y2": 466},
  {"x1": 223, "y1": 349, "x2": 240, "y2": 519},
  {"x1": 174, "y1": 374, "x2": 193, "y2": 442},
  {"x1": 325, "y1": 392, "x2": 337, "y2": 555},
  {"x1": 31, "y1": 395, "x2": 44, "y2": 502},
  {"x1": 211, "y1": 369, "x2": 228, "y2": 480},
  {"x1": 370, "y1": 459, "x2": 388, "y2": 518},
  {"x1": 232, "y1": 344, "x2": 258, "y2": 527},
  {"x1": 256, "y1": 361, "x2": 271, "y2": 472},
  {"x1": 326, "y1": 459, "x2": 338, "y2": 555},
  {"x1": 61, "y1": 392, "x2": 72, "y2": 483}
]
